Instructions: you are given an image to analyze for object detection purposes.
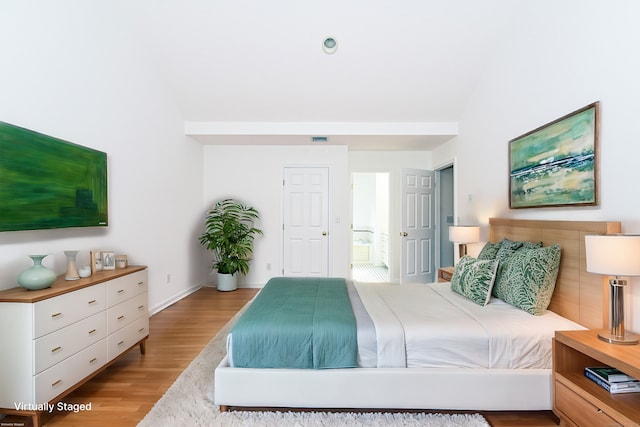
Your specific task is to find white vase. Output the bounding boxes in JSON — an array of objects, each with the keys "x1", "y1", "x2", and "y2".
[
  {"x1": 216, "y1": 272, "x2": 238, "y2": 292},
  {"x1": 64, "y1": 250, "x2": 80, "y2": 280}
]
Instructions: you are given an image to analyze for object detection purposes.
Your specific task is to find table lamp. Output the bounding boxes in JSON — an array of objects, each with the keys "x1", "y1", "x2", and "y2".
[
  {"x1": 449, "y1": 225, "x2": 480, "y2": 260},
  {"x1": 585, "y1": 234, "x2": 640, "y2": 345}
]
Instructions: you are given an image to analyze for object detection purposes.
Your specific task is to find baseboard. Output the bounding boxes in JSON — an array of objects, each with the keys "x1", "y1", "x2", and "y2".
[{"x1": 149, "y1": 284, "x2": 202, "y2": 316}]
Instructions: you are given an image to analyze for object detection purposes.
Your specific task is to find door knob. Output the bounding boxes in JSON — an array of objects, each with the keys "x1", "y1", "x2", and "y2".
[
  {"x1": 401, "y1": 232, "x2": 408, "y2": 237},
  {"x1": 322, "y1": 231, "x2": 327, "y2": 236}
]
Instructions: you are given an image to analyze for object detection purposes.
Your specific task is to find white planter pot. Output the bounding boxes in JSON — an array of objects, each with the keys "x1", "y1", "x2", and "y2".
[{"x1": 216, "y1": 272, "x2": 238, "y2": 292}]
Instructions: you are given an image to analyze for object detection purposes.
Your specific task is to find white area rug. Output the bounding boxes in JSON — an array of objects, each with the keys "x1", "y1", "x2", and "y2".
[{"x1": 138, "y1": 304, "x2": 490, "y2": 427}]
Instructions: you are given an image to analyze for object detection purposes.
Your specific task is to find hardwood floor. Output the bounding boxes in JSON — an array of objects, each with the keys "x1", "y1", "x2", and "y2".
[{"x1": 1, "y1": 286, "x2": 559, "y2": 426}]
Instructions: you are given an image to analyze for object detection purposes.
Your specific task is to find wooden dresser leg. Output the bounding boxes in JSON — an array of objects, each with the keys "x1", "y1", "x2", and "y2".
[
  {"x1": 219, "y1": 405, "x2": 228, "y2": 412},
  {"x1": 139, "y1": 340, "x2": 146, "y2": 355},
  {"x1": 32, "y1": 410, "x2": 42, "y2": 427}
]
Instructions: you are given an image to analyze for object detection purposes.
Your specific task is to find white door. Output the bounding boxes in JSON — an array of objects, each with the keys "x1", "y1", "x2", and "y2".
[
  {"x1": 283, "y1": 167, "x2": 329, "y2": 276},
  {"x1": 401, "y1": 168, "x2": 435, "y2": 283}
]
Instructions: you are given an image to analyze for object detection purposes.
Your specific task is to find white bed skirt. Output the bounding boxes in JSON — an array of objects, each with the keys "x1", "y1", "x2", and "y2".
[{"x1": 214, "y1": 356, "x2": 552, "y2": 411}]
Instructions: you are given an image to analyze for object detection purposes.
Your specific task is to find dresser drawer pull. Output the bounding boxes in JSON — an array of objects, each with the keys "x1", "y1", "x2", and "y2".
[
  {"x1": 117, "y1": 340, "x2": 125, "y2": 347},
  {"x1": 51, "y1": 379, "x2": 62, "y2": 387},
  {"x1": 89, "y1": 357, "x2": 97, "y2": 364},
  {"x1": 117, "y1": 289, "x2": 125, "y2": 294},
  {"x1": 88, "y1": 329, "x2": 97, "y2": 335},
  {"x1": 138, "y1": 305, "x2": 145, "y2": 310},
  {"x1": 138, "y1": 327, "x2": 146, "y2": 333},
  {"x1": 51, "y1": 312, "x2": 62, "y2": 318},
  {"x1": 88, "y1": 299, "x2": 97, "y2": 304},
  {"x1": 117, "y1": 315, "x2": 125, "y2": 320},
  {"x1": 51, "y1": 346, "x2": 62, "y2": 353},
  {"x1": 138, "y1": 281, "x2": 144, "y2": 286}
]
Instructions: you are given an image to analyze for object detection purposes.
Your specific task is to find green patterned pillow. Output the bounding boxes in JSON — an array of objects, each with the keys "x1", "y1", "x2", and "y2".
[
  {"x1": 450, "y1": 256, "x2": 499, "y2": 306},
  {"x1": 491, "y1": 244, "x2": 519, "y2": 296},
  {"x1": 491, "y1": 239, "x2": 542, "y2": 296},
  {"x1": 499, "y1": 238, "x2": 524, "y2": 251},
  {"x1": 492, "y1": 244, "x2": 561, "y2": 315},
  {"x1": 518, "y1": 241, "x2": 543, "y2": 251},
  {"x1": 477, "y1": 241, "x2": 501, "y2": 260}
]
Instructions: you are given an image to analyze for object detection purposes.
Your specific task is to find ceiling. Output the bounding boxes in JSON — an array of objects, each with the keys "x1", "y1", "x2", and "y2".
[{"x1": 116, "y1": 1, "x2": 519, "y2": 150}]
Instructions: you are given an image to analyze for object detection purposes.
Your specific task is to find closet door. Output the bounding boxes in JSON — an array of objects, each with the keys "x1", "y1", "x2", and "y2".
[{"x1": 282, "y1": 167, "x2": 329, "y2": 276}]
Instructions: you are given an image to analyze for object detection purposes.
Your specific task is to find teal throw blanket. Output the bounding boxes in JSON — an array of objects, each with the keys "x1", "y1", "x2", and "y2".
[{"x1": 230, "y1": 277, "x2": 357, "y2": 369}]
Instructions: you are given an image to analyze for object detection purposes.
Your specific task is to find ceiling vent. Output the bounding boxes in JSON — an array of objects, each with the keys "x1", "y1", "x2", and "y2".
[{"x1": 311, "y1": 136, "x2": 328, "y2": 143}]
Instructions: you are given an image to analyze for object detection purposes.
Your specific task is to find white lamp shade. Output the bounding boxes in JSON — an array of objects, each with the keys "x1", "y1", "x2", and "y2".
[
  {"x1": 449, "y1": 226, "x2": 480, "y2": 243},
  {"x1": 585, "y1": 234, "x2": 640, "y2": 276}
]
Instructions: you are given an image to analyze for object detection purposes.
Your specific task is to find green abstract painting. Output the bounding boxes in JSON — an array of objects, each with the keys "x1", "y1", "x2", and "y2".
[
  {"x1": 0, "y1": 122, "x2": 108, "y2": 232},
  {"x1": 509, "y1": 103, "x2": 598, "y2": 208}
]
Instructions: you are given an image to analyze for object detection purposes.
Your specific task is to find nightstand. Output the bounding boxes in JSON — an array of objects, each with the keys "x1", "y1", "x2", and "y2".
[
  {"x1": 553, "y1": 329, "x2": 640, "y2": 426},
  {"x1": 437, "y1": 266, "x2": 455, "y2": 282}
]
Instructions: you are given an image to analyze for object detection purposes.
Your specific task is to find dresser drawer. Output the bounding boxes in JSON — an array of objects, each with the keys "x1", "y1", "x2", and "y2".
[
  {"x1": 34, "y1": 284, "x2": 106, "y2": 338},
  {"x1": 35, "y1": 339, "x2": 107, "y2": 403},
  {"x1": 106, "y1": 270, "x2": 148, "y2": 308},
  {"x1": 555, "y1": 381, "x2": 622, "y2": 427},
  {"x1": 108, "y1": 316, "x2": 149, "y2": 361},
  {"x1": 34, "y1": 311, "x2": 107, "y2": 374},
  {"x1": 106, "y1": 292, "x2": 148, "y2": 334}
]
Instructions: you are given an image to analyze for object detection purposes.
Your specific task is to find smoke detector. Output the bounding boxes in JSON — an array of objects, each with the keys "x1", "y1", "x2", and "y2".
[{"x1": 322, "y1": 37, "x2": 338, "y2": 54}]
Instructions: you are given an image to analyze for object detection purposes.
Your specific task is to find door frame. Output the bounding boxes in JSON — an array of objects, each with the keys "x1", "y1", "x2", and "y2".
[
  {"x1": 350, "y1": 171, "x2": 391, "y2": 282},
  {"x1": 434, "y1": 157, "x2": 457, "y2": 270}
]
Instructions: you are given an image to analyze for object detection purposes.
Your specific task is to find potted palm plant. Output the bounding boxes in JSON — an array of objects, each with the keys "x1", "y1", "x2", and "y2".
[{"x1": 199, "y1": 198, "x2": 262, "y2": 291}]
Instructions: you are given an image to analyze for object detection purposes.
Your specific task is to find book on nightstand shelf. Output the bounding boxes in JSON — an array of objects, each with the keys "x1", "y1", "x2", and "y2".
[{"x1": 584, "y1": 366, "x2": 640, "y2": 394}]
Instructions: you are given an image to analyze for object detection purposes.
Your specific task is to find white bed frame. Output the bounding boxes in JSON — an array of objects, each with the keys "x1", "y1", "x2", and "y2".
[{"x1": 215, "y1": 218, "x2": 620, "y2": 411}]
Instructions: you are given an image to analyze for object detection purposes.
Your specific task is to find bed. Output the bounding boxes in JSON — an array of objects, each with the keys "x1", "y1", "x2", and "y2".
[{"x1": 215, "y1": 218, "x2": 621, "y2": 411}]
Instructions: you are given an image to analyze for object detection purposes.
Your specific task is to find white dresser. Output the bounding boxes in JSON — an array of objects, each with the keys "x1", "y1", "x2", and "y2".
[{"x1": 0, "y1": 266, "x2": 148, "y2": 426}]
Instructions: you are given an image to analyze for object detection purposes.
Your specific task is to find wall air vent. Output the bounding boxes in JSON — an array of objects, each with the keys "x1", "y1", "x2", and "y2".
[{"x1": 311, "y1": 136, "x2": 328, "y2": 143}]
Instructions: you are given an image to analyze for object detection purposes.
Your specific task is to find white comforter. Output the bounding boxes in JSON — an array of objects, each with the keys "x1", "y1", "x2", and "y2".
[{"x1": 354, "y1": 281, "x2": 584, "y2": 369}]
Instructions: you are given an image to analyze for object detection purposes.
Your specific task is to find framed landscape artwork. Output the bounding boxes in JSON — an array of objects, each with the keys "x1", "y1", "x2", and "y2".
[
  {"x1": 0, "y1": 121, "x2": 108, "y2": 231},
  {"x1": 509, "y1": 102, "x2": 599, "y2": 209}
]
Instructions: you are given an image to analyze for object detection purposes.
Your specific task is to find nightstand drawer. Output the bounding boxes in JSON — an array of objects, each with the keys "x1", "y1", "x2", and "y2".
[
  {"x1": 437, "y1": 267, "x2": 455, "y2": 282},
  {"x1": 556, "y1": 381, "x2": 621, "y2": 427}
]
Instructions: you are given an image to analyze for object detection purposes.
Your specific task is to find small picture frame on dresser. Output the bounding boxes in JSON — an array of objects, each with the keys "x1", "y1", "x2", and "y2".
[
  {"x1": 90, "y1": 250, "x2": 101, "y2": 274},
  {"x1": 102, "y1": 251, "x2": 116, "y2": 270}
]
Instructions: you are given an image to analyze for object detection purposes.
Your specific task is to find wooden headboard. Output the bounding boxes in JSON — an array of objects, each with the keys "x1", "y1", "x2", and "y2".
[{"x1": 488, "y1": 218, "x2": 621, "y2": 329}]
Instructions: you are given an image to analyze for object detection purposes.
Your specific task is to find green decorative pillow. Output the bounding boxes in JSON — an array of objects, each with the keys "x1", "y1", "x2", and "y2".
[
  {"x1": 491, "y1": 239, "x2": 543, "y2": 296},
  {"x1": 517, "y1": 240, "x2": 543, "y2": 251},
  {"x1": 499, "y1": 238, "x2": 524, "y2": 250},
  {"x1": 492, "y1": 244, "x2": 561, "y2": 315},
  {"x1": 491, "y1": 244, "x2": 519, "y2": 296},
  {"x1": 450, "y1": 256, "x2": 499, "y2": 306},
  {"x1": 477, "y1": 241, "x2": 501, "y2": 260}
]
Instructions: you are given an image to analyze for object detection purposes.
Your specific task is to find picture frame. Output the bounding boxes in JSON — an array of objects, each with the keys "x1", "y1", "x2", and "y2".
[
  {"x1": 90, "y1": 250, "x2": 100, "y2": 274},
  {"x1": 509, "y1": 102, "x2": 599, "y2": 209},
  {"x1": 102, "y1": 251, "x2": 116, "y2": 270}
]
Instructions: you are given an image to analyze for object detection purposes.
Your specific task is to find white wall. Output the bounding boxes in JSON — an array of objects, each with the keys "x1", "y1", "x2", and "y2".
[
  {"x1": 432, "y1": 0, "x2": 640, "y2": 331},
  {"x1": 0, "y1": 2, "x2": 206, "y2": 313},
  {"x1": 201, "y1": 145, "x2": 350, "y2": 286}
]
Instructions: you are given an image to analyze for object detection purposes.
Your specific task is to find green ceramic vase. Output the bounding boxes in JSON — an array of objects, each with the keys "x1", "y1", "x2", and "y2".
[{"x1": 18, "y1": 255, "x2": 57, "y2": 290}]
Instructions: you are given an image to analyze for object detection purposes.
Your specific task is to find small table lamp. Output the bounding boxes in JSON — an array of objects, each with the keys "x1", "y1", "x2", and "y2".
[
  {"x1": 585, "y1": 234, "x2": 640, "y2": 345},
  {"x1": 449, "y1": 225, "x2": 480, "y2": 260}
]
